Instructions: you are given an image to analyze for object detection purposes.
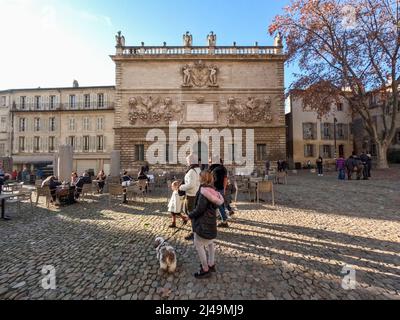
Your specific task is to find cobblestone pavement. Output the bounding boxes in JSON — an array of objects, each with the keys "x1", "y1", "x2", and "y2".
[{"x1": 0, "y1": 169, "x2": 399, "y2": 300}]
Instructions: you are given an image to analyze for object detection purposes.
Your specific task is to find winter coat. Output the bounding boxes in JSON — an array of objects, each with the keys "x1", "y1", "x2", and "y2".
[
  {"x1": 179, "y1": 167, "x2": 201, "y2": 197},
  {"x1": 168, "y1": 191, "x2": 184, "y2": 214},
  {"x1": 189, "y1": 186, "x2": 224, "y2": 240}
]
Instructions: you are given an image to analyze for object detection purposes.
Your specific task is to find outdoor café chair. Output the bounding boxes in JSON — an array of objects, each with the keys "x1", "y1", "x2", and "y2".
[{"x1": 257, "y1": 181, "x2": 275, "y2": 206}]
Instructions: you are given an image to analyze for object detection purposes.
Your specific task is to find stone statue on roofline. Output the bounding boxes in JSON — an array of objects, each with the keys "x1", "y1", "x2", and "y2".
[
  {"x1": 115, "y1": 31, "x2": 125, "y2": 47},
  {"x1": 274, "y1": 32, "x2": 283, "y2": 47},
  {"x1": 207, "y1": 31, "x2": 217, "y2": 47},
  {"x1": 183, "y1": 31, "x2": 193, "y2": 47}
]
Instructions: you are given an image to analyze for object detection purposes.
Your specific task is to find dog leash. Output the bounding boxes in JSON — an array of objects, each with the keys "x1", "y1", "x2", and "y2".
[{"x1": 163, "y1": 221, "x2": 188, "y2": 244}]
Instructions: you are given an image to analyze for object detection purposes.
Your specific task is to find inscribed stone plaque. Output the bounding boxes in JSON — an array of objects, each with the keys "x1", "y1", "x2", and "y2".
[{"x1": 186, "y1": 104, "x2": 215, "y2": 123}]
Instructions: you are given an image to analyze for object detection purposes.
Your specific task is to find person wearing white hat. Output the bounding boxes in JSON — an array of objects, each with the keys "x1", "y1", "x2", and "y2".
[{"x1": 180, "y1": 154, "x2": 201, "y2": 240}]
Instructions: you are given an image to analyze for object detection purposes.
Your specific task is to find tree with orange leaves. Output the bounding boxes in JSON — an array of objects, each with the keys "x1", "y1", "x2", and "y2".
[{"x1": 270, "y1": 0, "x2": 399, "y2": 168}]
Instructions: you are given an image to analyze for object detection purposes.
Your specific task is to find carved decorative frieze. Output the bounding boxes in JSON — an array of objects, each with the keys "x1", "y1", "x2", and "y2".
[
  {"x1": 128, "y1": 96, "x2": 181, "y2": 125},
  {"x1": 182, "y1": 61, "x2": 219, "y2": 88},
  {"x1": 226, "y1": 96, "x2": 273, "y2": 124}
]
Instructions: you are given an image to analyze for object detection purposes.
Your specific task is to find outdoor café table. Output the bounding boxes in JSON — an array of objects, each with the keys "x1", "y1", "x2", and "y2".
[{"x1": 0, "y1": 190, "x2": 31, "y2": 221}]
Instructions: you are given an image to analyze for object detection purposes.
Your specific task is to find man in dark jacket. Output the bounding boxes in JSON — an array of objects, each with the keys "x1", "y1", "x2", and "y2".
[
  {"x1": 209, "y1": 156, "x2": 229, "y2": 228},
  {"x1": 359, "y1": 152, "x2": 369, "y2": 180},
  {"x1": 74, "y1": 172, "x2": 92, "y2": 199}
]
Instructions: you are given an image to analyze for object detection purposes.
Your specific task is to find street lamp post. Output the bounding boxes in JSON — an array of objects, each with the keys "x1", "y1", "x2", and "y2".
[{"x1": 334, "y1": 117, "x2": 338, "y2": 160}]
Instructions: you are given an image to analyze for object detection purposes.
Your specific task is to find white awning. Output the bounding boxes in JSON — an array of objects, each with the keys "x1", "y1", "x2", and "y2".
[{"x1": 12, "y1": 155, "x2": 55, "y2": 164}]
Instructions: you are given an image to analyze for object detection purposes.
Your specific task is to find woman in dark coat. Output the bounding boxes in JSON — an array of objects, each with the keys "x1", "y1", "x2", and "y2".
[{"x1": 187, "y1": 170, "x2": 224, "y2": 279}]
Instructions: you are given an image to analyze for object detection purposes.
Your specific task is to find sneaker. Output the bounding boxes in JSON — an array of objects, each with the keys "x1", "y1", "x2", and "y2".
[
  {"x1": 218, "y1": 222, "x2": 229, "y2": 228},
  {"x1": 185, "y1": 233, "x2": 194, "y2": 241},
  {"x1": 229, "y1": 211, "x2": 235, "y2": 216},
  {"x1": 194, "y1": 268, "x2": 211, "y2": 279},
  {"x1": 169, "y1": 224, "x2": 177, "y2": 229}
]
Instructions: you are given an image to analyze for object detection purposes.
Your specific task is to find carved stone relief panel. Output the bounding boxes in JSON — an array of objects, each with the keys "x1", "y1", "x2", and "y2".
[
  {"x1": 182, "y1": 61, "x2": 219, "y2": 88},
  {"x1": 225, "y1": 96, "x2": 274, "y2": 124}
]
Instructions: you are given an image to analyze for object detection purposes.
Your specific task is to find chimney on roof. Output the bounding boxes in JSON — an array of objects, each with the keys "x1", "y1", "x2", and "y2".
[{"x1": 73, "y1": 80, "x2": 79, "y2": 88}]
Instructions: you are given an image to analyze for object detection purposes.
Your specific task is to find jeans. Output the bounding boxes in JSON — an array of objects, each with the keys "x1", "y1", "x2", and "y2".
[
  {"x1": 217, "y1": 190, "x2": 228, "y2": 221},
  {"x1": 194, "y1": 233, "x2": 215, "y2": 270},
  {"x1": 338, "y1": 169, "x2": 345, "y2": 180},
  {"x1": 317, "y1": 167, "x2": 323, "y2": 175}
]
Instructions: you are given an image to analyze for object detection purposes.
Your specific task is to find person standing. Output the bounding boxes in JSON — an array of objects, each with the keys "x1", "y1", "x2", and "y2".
[
  {"x1": 316, "y1": 157, "x2": 323, "y2": 176},
  {"x1": 209, "y1": 156, "x2": 229, "y2": 228},
  {"x1": 0, "y1": 165, "x2": 4, "y2": 195},
  {"x1": 167, "y1": 181, "x2": 187, "y2": 228},
  {"x1": 96, "y1": 170, "x2": 107, "y2": 193},
  {"x1": 179, "y1": 154, "x2": 201, "y2": 241},
  {"x1": 187, "y1": 170, "x2": 224, "y2": 279},
  {"x1": 366, "y1": 153, "x2": 372, "y2": 178},
  {"x1": 265, "y1": 160, "x2": 270, "y2": 176},
  {"x1": 336, "y1": 155, "x2": 346, "y2": 180},
  {"x1": 360, "y1": 152, "x2": 369, "y2": 180}
]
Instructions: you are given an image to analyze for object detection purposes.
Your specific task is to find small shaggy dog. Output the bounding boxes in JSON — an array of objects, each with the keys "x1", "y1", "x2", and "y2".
[{"x1": 154, "y1": 237, "x2": 177, "y2": 273}]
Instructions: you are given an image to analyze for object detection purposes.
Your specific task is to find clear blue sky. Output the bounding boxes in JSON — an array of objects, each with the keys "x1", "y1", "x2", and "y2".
[{"x1": 0, "y1": 0, "x2": 297, "y2": 90}]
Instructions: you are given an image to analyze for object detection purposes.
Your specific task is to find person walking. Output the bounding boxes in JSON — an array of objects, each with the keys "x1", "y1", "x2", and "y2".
[
  {"x1": 179, "y1": 154, "x2": 201, "y2": 241},
  {"x1": 316, "y1": 157, "x2": 323, "y2": 176},
  {"x1": 336, "y1": 155, "x2": 346, "y2": 180},
  {"x1": 265, "y1": 160, "x2": 270, "y2": 176},
  {"x1": 187, "y1": 170, "x2": 224, "y2": 279},
  {"x1": 167, "y1": 181, "x2": 187, "y2": 228},
  {"x1": 209, "y1": 156, "x2": 229, "y2": 228},
  {"x1": 360, "y1": 152, "x2": 369, "y2": 180}
]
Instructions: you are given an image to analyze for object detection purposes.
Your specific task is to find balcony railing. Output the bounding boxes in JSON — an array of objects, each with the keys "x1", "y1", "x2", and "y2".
[
  {"x1": 11, "y1": 102, "x2": 115, "y2": 112},
  {"x1": 120, "y1": 45, "x2": 284, "y2": 57}
]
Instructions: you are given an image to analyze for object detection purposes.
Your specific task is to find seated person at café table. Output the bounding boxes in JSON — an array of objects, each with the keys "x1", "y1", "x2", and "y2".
[
  {"x1": 74, "y1": 172, "x2": 92, "y2": 200},
  {"x1": 42, "y1": 176, "x2": 62, "y2": 204},
  {"x1": 71, "y1": 172, "x2": 78, "y2": 186},
  {"x1": 96, "y1": 170, "x2": 107, "y2": 194}
]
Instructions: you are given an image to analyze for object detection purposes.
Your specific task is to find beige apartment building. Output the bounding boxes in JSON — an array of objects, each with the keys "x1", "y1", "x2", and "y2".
[
  {"x1": 8, "y1": 85, "x2": 115, "y2": 175},
  {"x1": 286, "y1": 94, "x2": 354, "y2": 169},
  {"x1": 0, "y1": 92, "x2": 12, "y2": 157},
  {"x1": 111, "y1": 31, "x2": 287, "y2": 173}
]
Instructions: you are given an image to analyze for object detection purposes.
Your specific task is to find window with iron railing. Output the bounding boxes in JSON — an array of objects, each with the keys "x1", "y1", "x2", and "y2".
[
  {"x1": 20, "y1": 96, "x2": 26, "y2": 110},
  {"x1": 35, "y1": 96, "x2": 41, "y2": 110},
  {"x1": 49, "y1": 136, "x2": 55, "y2": 152},
  {"x1": 84, "y1": 94, "x2": 91, "y2": 108},
  {"x1": 97, "y1": 93, "x2": 105, "y2": 108},
  {"x1": 34, "y1": 137, "x2": 40, "y2": 152},
  {"x1": 83, "y1": 136, "x2": 90, "y2": 152},
  {"x1": 19, "y1": 118, "x2": 26, "y2": 132},
  {"x1": 19, "y1": 137, "x2": 25, "y2": 152},
  {"x1": 69, "y1": 95, "x2": 76, "y2": 109},
  {"x1": 304, "y1": 144, "x2": 315, "y2": 158},
  {"x1": 50, "y1": 96, "x2": 56, "y2": 109},
  {"x1": 97, "y1": 135, "x2": 104, "y2": 151}
]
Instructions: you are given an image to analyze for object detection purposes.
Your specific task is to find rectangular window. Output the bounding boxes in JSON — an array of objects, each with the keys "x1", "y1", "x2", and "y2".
[
  {"x1": 337, "y1": 103, "x2": 343, "y2": 112},
  {"x1": 34, "y1": 118, "x2": 41, "y2": 132},
  {"x1": 322, "y1": 123, "x2": 332, "y2": 140},
  {"x1": 96, "y1": 117, "x2": 104, "y2": 131},
  {"x1": 304, "y1": 144, "x2": 315, "y2": 157},
  {"x1": 69, "y1": 95, "x2": 76, "y2": 109},
  {"x1": 0, "y1": 117, "x2": 6, "y2": 132},
  {"x1": 0, "y1": 143, "x2": 5, "y2": 156},
  {"x1": 83, "y1": 117, "x2": 90, "y2": 131},
  {"x1": 303, "y1": 123, "x2": 316, "y2": 140},
  {"x1": 1, "y1": 96, "x2": 5, "y2": 106},
  {"x1": 256, "y1": 144, "x2": 267, "y2": 162},
  {"x1": 68, "y1": 136, "x2": 76, "y2": 149},
  {"x1": 50, "y1": 95, "x2": 56, "y2": 109},
  {"x1": 322, "y1": 145, "x2": 333, "y2": 158},
  {"x1": 19, "y1": 118, "x2": 26, "y2": 132},
  {"x1": 83, "y1": 136, "x2": 90, "y2": 152},
  {"x1": 84, "y1": 94, "x2": 91, "y2": 108},
  {"x1": 97, "y1": 136, "x2": 104, "y2": 151},
  {"x1": 337, "y1": 124, "x2": 346, "y2": 140},
  {"x1": 69, "y1": 118, "x2": 75, "y2": 131},
  {"x1": 49, "y1": 117, "x2": 56, "y2": 132},
  {"x1": 49, "y1": 136, "x2": 55, "y2": 152},
  {"x1": 20, "y1": 96, "x2": 26, "y2": 110},
  {"x1": 34, "y1": 137, "x2": 40, "y2": 152},
  {"x1": 19, "y1": 137, "x2": 25, "y2": 152},
  {"x1": 97, "y1": 93, "x2": 104, "y2": 108},
  {"x1": 35, "y1": 96, "x2": 41, "y2": 110},
  {"x1": 135, "y1": 144, "x2": 145, "y2": 162},
  {"x1": 166, "y1": 143, "x2": 170, "y2": 163}
]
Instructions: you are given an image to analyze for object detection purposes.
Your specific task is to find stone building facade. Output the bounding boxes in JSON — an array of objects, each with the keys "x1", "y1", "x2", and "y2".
[
  {"x1": 111, "y1": 32, "x2": 287, "y2": 173},
  {"x1": 286, "y1": 94, "x2": 354, "y2": 169},
  {"x1": 0, "y1": 91, "x2": 12, "y2": 157},
  {"x1": 8, "y1": 85, "x2": 115, "y2": 174}
]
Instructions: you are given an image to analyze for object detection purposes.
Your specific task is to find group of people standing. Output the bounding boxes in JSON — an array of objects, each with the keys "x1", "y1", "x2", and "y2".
[
  {"x1": 167, "y1": 154, "x2": 236, "y2": 279},
  {"x1": 336, "y1": 152, "x2": 372, "y2": 181}
]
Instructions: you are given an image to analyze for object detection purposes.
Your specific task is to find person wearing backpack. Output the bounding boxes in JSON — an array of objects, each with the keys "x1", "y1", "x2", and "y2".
[
  {"x1": 186, "y1": 170, "x2": 224, "y2": 279},
  {"x1": 179, "y1": 154, "x2": 201, "y2": 241}
]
